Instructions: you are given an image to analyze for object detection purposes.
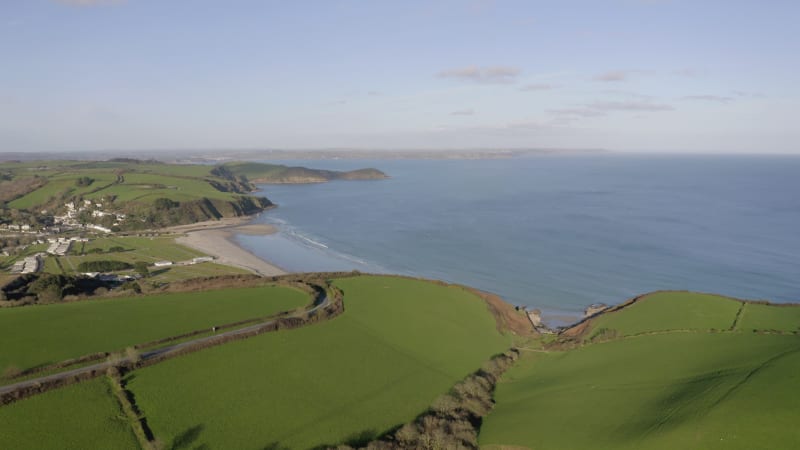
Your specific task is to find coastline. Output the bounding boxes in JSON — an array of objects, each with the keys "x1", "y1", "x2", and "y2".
[{"x1": 173, "y1": 216, "x2": 287, "y2": 277}]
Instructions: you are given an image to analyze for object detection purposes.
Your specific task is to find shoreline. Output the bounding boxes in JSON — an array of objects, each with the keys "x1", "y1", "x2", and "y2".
[{"x1": 173, "y1": 216, "x2": 287, "y2": 277}]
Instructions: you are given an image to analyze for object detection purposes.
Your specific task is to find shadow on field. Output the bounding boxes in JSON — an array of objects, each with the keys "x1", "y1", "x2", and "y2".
[
  {"x1": 621, "y1": 368, "x2": 740, "y2": 442},
  {"x1": 262, "y1": 443, "x2": 290, "y2": 450},
  {"x1": 171, "y1": 424, "x2": 206, "y2": 450},
  {"x1": 311, "y1": 428, "x2": 378, "y2": 449}
]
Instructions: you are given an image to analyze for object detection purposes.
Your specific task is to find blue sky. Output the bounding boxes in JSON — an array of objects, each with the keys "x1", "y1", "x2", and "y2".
[{"x1": 1, "y1": 0, "x2": 798, "y2": 153}]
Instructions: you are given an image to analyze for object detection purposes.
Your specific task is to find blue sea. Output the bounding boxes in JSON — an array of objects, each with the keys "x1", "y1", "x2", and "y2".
[{"x1": 234, "y1": 155, "x2": 800, "y2": 323}]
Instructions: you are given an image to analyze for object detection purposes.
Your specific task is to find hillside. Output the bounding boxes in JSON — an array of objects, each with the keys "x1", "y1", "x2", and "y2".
[
  {"x1": 0, "y1": 274, "x2": 513, "y2": 449},
  {"x1": 0, "y1": 160, "x2": 272, "y2": 229},
  {"x1": 220, "y1": 161, "x2": 388, "y2": 184},
  {"x1": 0, "y1": 159, "x2": 386, "y2": 230},
  {"x1": 479, "y1": 291, "x2": 800, "y2": 450}
]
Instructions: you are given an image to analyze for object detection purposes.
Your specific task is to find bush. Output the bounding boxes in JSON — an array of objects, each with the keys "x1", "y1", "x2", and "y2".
[{"x1": 75, "y1": 176, "x2": 94, "y2": 187}]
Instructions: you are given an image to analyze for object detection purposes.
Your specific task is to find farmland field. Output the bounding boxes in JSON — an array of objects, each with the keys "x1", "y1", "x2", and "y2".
[
  {"x1": 45, "y1": 235, "x2": 250, "y2": 280},
  {"x1": 0, "y1": 285, "x2": 307, "y2": 373},
  {"x1": 585, "y1": 291, "x2": 742, "y2": 338},
  {"x1": 736, "y1": 303, "x2": 800, "y2": 332},
  {"x1": 126, "y1": 276, "x2": 510, "y2": 449},
  {"x1": 479, "y1": 293, "x2": 800, "y2": 450},
  {"x1": 59, "y1": 236, "x2": 205, "y2": 268},
  {"x1": 0, "y1": 378, "x2": 138, "y2": 450}
]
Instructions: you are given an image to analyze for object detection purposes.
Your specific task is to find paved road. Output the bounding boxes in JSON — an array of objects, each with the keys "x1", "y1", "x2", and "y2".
[{"x1": 0, "y1": 294, "x2": 330, "y2": 396}]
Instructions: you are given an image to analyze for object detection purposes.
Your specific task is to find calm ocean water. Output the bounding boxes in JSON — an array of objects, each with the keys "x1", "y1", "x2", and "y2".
[{"x1": 234, "y1": 155, "x2": 800, "y2": 322}]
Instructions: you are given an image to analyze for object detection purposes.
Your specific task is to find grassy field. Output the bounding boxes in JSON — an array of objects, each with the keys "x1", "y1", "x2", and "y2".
[
  {"x1": 60, "y1": 236, "x2": 204, "y2": 267},
  {"x1": 126, "y1": 276, "x2": 510, "y2": 449},
  {"x1": 0, "y1": 285, "x2": 307, "y2": 373},
  {"x1": 42, "y1": 235, "x2": 249, "y2": 280},
  {"x1": 736, "y1": 303, "x2": 800, "y2": 332},
  {"x1": 7, "y1": 171, "x2": 117, "y2": 210},
  {"x1": 0, "y1": 378, "x2": 138, "y2": 450},
  {"x1": 1, "y1": 160, "x2": 258, "y2": 211},
  {"x1": 585, "y1": 291, "x2": 742, "y2": 338},
  {"x1": 479, "y1": 293, "x2": 800, "y2": 450},
  {"x1": 85, "y1": 172, "x2": 233, "y2": 204}
]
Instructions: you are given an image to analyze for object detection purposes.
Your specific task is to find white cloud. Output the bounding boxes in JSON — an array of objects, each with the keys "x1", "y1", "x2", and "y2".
[
  {"x1": 681, "y1": 95, "x2": 734, "y2": 103},
  {"x1": 520, "y1": 83, "x2": 556, "y2": 91},
  {"x1": 588, "y1": 101, "x2": 673, "y2": 111},
  {"x1": 450, "y1": 109, "x2": 475, "y2": 116},
  {"x1": 593, "y1": 71, "x2": 628, "y2": 82},
  {"x1": 548, "y1": 108, "x2": 606, "y2": 118},
  {"x1": 438, "y1": 66, "x2": 521, "y2": 84}
]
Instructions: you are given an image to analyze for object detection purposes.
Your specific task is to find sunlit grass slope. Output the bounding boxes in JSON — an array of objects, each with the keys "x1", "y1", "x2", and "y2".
[
  {"x1": 0, "y1": 286, "x2": 307, "y2": 373},
  {"x1": 479, "y1": 293, "x2": 800, "y2": 450},
  {"x1": 0, "y1": 379, "x2": 138, "y2": 450},
  {"x1": 127, "y1": 276, "x2": 509, "y2": 449},
  {"x1": 586, "y1": 291, "x2": 742, "y2": 337}
]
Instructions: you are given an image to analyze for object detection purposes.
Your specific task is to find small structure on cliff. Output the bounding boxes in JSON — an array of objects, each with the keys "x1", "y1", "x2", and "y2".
[{"x1": 584, "y1": 303, "x2": 609, "y2": 318}]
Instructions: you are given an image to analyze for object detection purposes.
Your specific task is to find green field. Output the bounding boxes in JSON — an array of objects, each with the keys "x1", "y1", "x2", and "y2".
[
  {"x1": 479, "y1": 293, "x2": 800, "y2": 450},
  {"x1": 737, "y1": 303, "x2": 800, "y2": 332},
  {"x1": 0, "y1": 285, "x2": 307, "y2": 373},
  {"x1": 0, "y1": 161, "x2": 268, "y2": 226},
  {"x1": 585, "y1": 291, "x2": 742, "y2": 338},
  {"x1": 126, "y1": 276, "x2": 510, "y2": 449},
  {"x1": 58, "y1": 236, "x2": 204, "y2": 268},
  {"x1": 0, "y1": 378, "x2": 138, "y2": 450},
  {"x1": 43, "y1": 235, "x2": 250, "y2": 281}
]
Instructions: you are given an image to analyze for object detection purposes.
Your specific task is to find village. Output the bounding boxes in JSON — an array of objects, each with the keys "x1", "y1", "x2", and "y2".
[{"x1": 1, "y1": 200, "x2": 215, "y2": 281}]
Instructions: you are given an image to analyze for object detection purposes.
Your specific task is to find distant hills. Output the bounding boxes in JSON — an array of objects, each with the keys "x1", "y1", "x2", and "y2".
[{"x1": 221, "y1": 161, "x2": 388, "y2": 184}]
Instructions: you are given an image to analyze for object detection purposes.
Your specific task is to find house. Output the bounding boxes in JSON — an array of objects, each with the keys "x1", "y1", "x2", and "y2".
[
  {"x1": 191, "y1": 256, "x2": 214, "y2": 264},
  {"x1": 154, "y1": 261, "x2": 173, "y2": 267}
]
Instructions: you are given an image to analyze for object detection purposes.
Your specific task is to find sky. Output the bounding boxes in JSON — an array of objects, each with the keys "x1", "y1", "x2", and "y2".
[{"x1": 0, "y1": 0, "x2": 798, "y2": 153}]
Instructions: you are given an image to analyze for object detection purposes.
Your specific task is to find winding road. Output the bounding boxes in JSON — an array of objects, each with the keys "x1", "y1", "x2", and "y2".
[{"x1": 0, "y1": 294, "x2": 331, "y2": 397}]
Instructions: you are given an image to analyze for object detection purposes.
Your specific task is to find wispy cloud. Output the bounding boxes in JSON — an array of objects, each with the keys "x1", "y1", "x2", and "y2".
[
  {"x1": 681, "y1": 95, "x2": 734, "y2": 103},
  {"x1": 673, "y1": 68, "x2": 700, "y2": 78},
  {"x1": 732, "y1": 90, "x2": 766, "y2": 98},
  {"x1": 593, "y1": 71, "x2": 629, "y2": 82},
  {"x1": 366, "y1": 91, "x2": 381, "y2": 96},
  {"x1": 450, "y1": 109, "x2": 475, "y2": 116},
  {"x1": 520, "y1": 83, "x2": 556, "y2": 91},
  {"x1": 54, "y1": 0, "x2": 124, "y2": 6},
  {"x1": 588, "y1": 101, "x2": 673, "y2": 111},
  {"x1": 546, "y1": 100, "x2": 672, "y2": 119},
  {"x1": 548, "y1": 108, "x2": 606, "y2": 118},
  {"x1": 438, "y1": 66, "x2": 521, "y2": 84}
]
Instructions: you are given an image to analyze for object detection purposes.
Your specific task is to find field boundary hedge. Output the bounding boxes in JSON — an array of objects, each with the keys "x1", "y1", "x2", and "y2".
[{"x1": 0, "y1": 281, "x2": 343, "y2": 407}]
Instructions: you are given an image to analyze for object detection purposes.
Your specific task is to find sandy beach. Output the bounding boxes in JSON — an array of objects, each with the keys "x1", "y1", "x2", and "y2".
[{"x1": 173, "y1": 216, "x2": 287, "y2": 277}]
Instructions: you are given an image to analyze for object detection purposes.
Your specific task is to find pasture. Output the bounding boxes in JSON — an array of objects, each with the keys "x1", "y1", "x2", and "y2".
[
  {"x1": 0, "y1": 379, "x2": 138, "y2": 450},
  {"x1": 0, "y1": 285, "x2": 307, "y2": 374},
  {"x1": 479, "y1": 292, "x2": 800, "y2": 450},
  {"x1": 585, "y1": 291, "x2": 742, "y2": 338},
  {"x1": 126, "y1": 276, "x2": 510, "y2": 449},
  {"x1": 736, "y1": 303, "x2": 800, "y2": 332}
]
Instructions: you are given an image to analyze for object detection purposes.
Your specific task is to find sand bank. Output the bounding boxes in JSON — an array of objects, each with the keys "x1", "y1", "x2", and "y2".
[{"x1": 174, "y1": 217, "x2": 286, "y2": 277}]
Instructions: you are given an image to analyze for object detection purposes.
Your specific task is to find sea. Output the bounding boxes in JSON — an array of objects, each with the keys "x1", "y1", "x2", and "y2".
[{"x1": 233, "y1": 154, "x2": 800, "y2": 324}]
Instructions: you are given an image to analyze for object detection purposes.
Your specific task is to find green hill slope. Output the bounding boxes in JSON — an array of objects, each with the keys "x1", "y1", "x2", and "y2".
[
  {"x1": 125, "y1": 275, "x2": 509, "y2": 449},
  {"x1": 221, "y1": 161, "x2": 388, "y2": 183},
  {"x1": 479, "y1": 292, "x2": 800, "y2": 450}
]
